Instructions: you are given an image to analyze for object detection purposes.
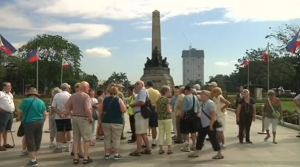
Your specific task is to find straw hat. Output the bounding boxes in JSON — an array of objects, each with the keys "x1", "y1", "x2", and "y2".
[{"x1": 25, "y1": 87, "x2": 40, "y2": 96}]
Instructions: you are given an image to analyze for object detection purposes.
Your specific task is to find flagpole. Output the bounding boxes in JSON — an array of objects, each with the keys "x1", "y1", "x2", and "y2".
[
  {"x1": 267, "y1": 53, "x2": 270, "y2": 90},
  {"x1": 36, "y1": 48, "x2": 39, "y2": 91},
  {"x1": 61, "y1": 57, "x2": 63, "y2": 85},
  {"x1": 247, "y1": 55, "x2": 249, "y2": 89}
]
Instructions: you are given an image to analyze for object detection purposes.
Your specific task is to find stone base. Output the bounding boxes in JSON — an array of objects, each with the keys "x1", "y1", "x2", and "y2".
[{"x1": 140, "y1": 67, "x2": 174, "y2": 90}]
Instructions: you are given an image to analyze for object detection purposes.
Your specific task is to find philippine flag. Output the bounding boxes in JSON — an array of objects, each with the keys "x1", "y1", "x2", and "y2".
[
  {"x1": 28, "y1": 49, "x2": 39, "y2": 63},
  {"x1": 241, "y1": 58, "x2": 248, "y2": 66},
  {"x1": 62, "y1": 59, "x2": 71, "y2": 69},
  {"x1": 286, "y1": 30, "x2": 300, "y2": 54},
  {"x1": 0, "y1": 35, "x2": 17, "y2": 56},
  {"x1": 263, "y1": 43, "x2": 269, "y2": 62}
]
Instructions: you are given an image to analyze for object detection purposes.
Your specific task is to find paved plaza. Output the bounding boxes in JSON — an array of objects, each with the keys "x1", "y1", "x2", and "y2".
[{"x1": 1, "y1": 112, "x2": 300, "y2": 167}]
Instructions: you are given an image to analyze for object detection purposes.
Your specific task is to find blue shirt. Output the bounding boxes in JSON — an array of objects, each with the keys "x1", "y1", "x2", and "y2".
[
  {"x1": 181, "y1": 94, "x2": 200, "y2": 113},
  {"x1": 19, "y1": 97, "x2": 46, "y2": 123},
  {"x1": 170, "y1": 95, "x2": 179, "y2": 110},
  {"x1": 102, "y1": 96, "x2": 123, "y2": 124},
  {"x1": 133, "y1": 88, "x2": 148, "y2": 112}
]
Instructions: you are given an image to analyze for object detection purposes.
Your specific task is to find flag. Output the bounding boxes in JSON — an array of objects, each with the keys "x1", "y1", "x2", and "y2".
[
  {"x1": 286, "y1": 30, "x2": 300, "y2": 54},
  {"x1": 0, "y1": 35, "x2": 17, "y2": 56},
  {"x1": 28, "y1": 49, "x2": 39, "y2": 63},
  {"x1": 240, "y1": 58, "x2": 248, "y2": 66},
  {"x1": 62, "y1": 59, "x2": 71, "y2": 69},
  {"x1": 263, "y1": 43, "x2": 269, "y2": 62}
]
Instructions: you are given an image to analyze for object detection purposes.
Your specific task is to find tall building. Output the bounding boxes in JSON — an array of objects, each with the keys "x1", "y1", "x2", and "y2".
[{"x1": 182, "y1": 48, "x2": 204, "y2": 86}]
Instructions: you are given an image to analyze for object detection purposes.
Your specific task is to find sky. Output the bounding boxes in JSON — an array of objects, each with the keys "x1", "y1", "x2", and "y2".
[{"x1": 0, "y1": 0, "x2": 300, "y2": 85}]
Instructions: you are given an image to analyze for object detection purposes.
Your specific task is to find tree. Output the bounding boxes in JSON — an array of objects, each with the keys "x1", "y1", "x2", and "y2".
[
  {"x1": 103, "y1": 72, "x2": 131, "y2": 91},
  {"x1": 186, "y1": 79, "x2": 203, "y2": 87},
  {"x1": 18, "y1": 34, "x2": 83, "y2": 90}
]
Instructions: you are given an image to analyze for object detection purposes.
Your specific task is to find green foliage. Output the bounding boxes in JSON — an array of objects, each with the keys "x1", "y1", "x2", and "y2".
[
  {"x1": 186, "y1": 79, "x2": 203, "y2": 87},
  {"x1": 102, "y1": 72, "x2": 131, "y2": 90}
]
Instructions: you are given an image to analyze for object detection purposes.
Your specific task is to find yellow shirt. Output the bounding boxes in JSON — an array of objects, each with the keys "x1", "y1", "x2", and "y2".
[
  {"x1": 127, "y1": 94, "x2": 136, "y2": 115},
  {"x1": 174, "y1": 94, "x2": 185, "y2": 116},
  {"x1": 147, "y1": 87, "x2": 161, "y2": 106}
]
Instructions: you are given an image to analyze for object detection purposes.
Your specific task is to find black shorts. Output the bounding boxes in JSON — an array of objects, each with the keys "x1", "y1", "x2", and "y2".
[
  {"x1": 149, "y1": 107, "x2": 158, "y2": 127},
  {"x1": 55, "y1": 119, "x2": 72, "y2": 132},
  {"x1": 0, "y1": 111, "x2": 13, "y2": 132},
  {"x1": 181, "y1": 118, "x2": 199, "y2": 134}
]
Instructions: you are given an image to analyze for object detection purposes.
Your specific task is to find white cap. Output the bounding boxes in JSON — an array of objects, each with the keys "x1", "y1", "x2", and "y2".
[
  {"x1": 194, "y1": 84, "x2": 201, "y2": 90},
  {"x1": 208, "y1": 81, "x2": 217, "y2": 87}
]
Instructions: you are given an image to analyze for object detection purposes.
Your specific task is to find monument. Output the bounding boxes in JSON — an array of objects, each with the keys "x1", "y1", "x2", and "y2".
[{"x1": 140, "y1": 10, "x2": 175, "y2": 89}]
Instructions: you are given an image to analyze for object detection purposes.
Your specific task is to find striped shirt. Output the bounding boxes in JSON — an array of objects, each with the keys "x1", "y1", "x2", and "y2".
[{"x1": 66, "y1": 92, "x2": 92, "y2": 117}]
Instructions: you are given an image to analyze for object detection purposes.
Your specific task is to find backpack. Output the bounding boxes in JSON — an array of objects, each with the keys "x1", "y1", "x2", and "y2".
[{"x1": 140, "y1": 92, "x2": 152, "y2": 119}]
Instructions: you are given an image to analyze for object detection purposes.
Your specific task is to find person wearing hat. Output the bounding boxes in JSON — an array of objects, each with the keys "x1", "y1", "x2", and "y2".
[
  {"x1": 16, "y1": 87, "x2": 47, "y2": 167},
  {"x1": 116, "y1": 84, "x2": 126, "y2": 140},
  {"x1": 145, "y1": 80, "x2": 161, "y2": 147}
]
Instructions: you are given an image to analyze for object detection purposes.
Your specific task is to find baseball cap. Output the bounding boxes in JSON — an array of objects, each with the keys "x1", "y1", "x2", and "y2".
[
  {"x1": 116, "y1": 84, "x2": 124, "y2": 88},
  {"x1": 208, "y1": 81, "x2": 218, "y2": 87},
  {"x1": 146, "y1": 81, "x2": 154, "y2": 87},
  {"x1": 184, "y1": 85, "x2": 192, "y2": 90}
]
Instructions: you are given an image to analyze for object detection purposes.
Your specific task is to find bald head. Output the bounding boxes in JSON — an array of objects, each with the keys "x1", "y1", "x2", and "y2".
[
  {"x1": 79, "y1": 81, "x2": 90, "y2": 93},
  {"x1": 135, "y1": 80, "x2": 144, "y2": 91}
]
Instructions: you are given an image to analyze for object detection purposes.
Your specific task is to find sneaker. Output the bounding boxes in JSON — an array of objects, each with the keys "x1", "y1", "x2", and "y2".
[
  {"x1": 190, "y1": 146, "x2": 196, "y2": 151},
  {"x1": 104, "y1": 153, "x2": 110, "y2": 160},
  {"x1": 27, "y1": 160, "x2": 38, "y2": 167},
  {"x1": 21, "y1": 150, "x2": 29, "y2": 156},
  {"x1": 114, "y1": 154, "x2": 122, "y2": 160},
  {"x1": 53, "y1": 147, "x2": 62, "y2": 153},
  {"x1": 181, "y1": 147, "x2": 190, "y2": 152},
  {"x1": 64, "y1": 147, "x2": 70, "y2": 152},
  {"x1": 49, "y1": 143, "x2": 56, "y2": 149},
  {"x1": 152, "y1": 143, "x2": 157, "y2": 148}
]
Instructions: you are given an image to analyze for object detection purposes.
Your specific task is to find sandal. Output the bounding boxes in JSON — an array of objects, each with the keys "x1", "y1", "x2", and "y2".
[
  {"x1": 212, "y1": 155, "x2": 224, "y2": 159},
  {"x1": 82, "y1": 157, "x2": 93, "y2": 164},
  {"x1": 3, "y1": 144, "x2": 14, "y2": 148},
  {"x1": 141, "y1": 149, "x2": 151, "y2": 154},
  {"x1": 188, "y1": 153, "x2": 199, "y2": 158},
  {"x1": 129, "y1": 151, "x2": 141, "y2": 156},
  {"x1": 0, "y1": 146, "x2": 7, "y2": 151},
  {"x1": 167, "y1": 150, "x2": 173, "y2": 154},
  {"x1": 73, "y1": 159, "x2": 79, "y2": 164},
  {"x1": 273, "y1": 141, "x2": 278, "y2": 144},
  {"x1": 159, "y1": 150, "x2": 165, "y2": 154},
  {"x1": 264, "y1": 135, "x2": 270, "y2": 141}
]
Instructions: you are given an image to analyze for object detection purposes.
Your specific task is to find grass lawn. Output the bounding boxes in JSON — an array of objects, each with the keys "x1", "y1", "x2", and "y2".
[{"x1": 257, "y1": 101, "x2": 297, "y2": 111}]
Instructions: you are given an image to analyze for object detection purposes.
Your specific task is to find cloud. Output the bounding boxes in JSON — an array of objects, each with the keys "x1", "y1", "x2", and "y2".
[
  {"x1": 142, "y1": 37, "x2": 166, "y2": 41},
  {"x1": 126, "y1": 39, "x2": 140, "y2": 42},
  {"x1": 11, "y1": 42, "x2": 26, "y2": 49},
  {"x1": 126, "y1": 37, "x2": 167, "y2": 42},
  {"x1": 21, "y1": 0, "x2": 300, "y2": 22},
  {"x1": 193, "y1": 21, "x2": 229, "y2": 25},
  {"x1": 0, "y1": 4, "x2": 112, "y2": 39},
  {"x1": 136, "y1": 25, "x2": 151, "y2": 29},
  {"x1": 85, "y1": 47, "x2": 112, "y2": 58},
  {"x1": 230, "y1": 60, "x2": 237, "y2": 63},
  {"x1": 215, "y1": 62, "x2": 229, "y2": 66}
]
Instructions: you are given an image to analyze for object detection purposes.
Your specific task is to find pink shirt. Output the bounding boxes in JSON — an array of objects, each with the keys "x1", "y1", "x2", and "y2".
[{"x1": 67, "y1": 92, "x2": 92, "y2": 117}]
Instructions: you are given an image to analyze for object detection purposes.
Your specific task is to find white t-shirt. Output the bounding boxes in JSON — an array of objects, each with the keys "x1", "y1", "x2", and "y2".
[
  {"x1": 91, "y1": 97, "x2": 98, "y2": 112},
  {"x1": 294, "y1": 94, "x2": 300, "y2": 113},
  {"x1": 213, "y1": 95, "x2": 227, "y2": 117},
  {"x1": 51, "y1": 91, "x2": 71, "y2": 119},
  {"x1": 0, "y1": 91, "x2": 15, "y2": 113}
]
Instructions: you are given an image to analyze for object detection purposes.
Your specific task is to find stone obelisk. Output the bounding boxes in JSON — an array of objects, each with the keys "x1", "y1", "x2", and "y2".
[
  {"x1": 140, "y1": 10, "x2": 174, "y2": 89},
  {"x1": 152, "y1": 10, "x2": 161, "y2": 53}
]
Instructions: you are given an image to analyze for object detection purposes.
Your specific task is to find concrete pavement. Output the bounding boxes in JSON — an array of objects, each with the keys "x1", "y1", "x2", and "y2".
[{"x1": 1, "y1": 112, "x2": 300, "y2": 167}]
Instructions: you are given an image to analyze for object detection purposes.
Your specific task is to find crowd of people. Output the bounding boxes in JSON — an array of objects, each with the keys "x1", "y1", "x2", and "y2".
[{"x1": 0, "y1": 80, "x2": 293, "y2": 166}]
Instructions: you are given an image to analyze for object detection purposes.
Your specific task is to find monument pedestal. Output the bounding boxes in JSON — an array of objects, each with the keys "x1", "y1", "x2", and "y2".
[{"x1": 141, "y1": 67, "x2": 174, "y2": 89}]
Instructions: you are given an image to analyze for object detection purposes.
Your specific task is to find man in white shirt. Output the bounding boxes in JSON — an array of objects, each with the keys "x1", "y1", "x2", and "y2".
[
  {"x1": 51, "y1": 83, "x2": 72, "y2": 152},
  {"x1": 0, "y1": 82, "x2": 15, "y2": 151}
]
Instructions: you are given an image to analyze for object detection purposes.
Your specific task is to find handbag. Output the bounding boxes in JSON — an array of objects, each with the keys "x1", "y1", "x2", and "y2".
[
  {"x1": 184, "y1": 95, "x2": 196, "y2": 122},
  {"x1": 92, "y1": 109, "x2": 99, "y2": 120},
  {"x1": 17, "y1": 98, "x2": 35, "y2": 137},
  {"x1": 140, "y1": 95, "x2": 152, "y2": 119},
  {"x1": 202, "y1": 103, "x2": 222, "y2": 129},
  {"x1": 268, "y1": 98, "x2": 280, "y2": 118}
]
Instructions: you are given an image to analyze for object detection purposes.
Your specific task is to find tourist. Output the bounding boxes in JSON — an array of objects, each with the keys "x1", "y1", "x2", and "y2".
[
  {"x1": 174, "y1": 87, "x2": 185, "y2": 144},
  {"x1": 51, "y1": 83, "x2": 72, "y2": 153},
  {"x1": 0, "y1": 82, "x2": 15, "y2": 151},
  {"x1": 89, "y1": 89, "x2": 98, "y2": 146},
  {"x1": 18, "y1": 87, "x2": 47, "y2": 166},
  {"x1": 236, "y1": 89, "x2": 256, "y2": 144},
  {"x1": 189, "y1": 90, "x2": 224, "y2": 159},
  {"x1": 235, "y1": 86, "x2": 244, "y2": 137},
  {"x1": 194, "y1": 84, "x2": 201, "y2": 95},
  {"x1": 96, "y1": 90, "x2": 105, "y2": 140},
  {"x1": 293, "y1": 92, "x2": 300, "y2": 137},
  {"x1": 145, "y1": 81, "x2": 160, "y2": 147},
  {"x1": 212, "y1": 87, "x2": 230, "y2": 149},
  {"x1": 127, "y1": 86, "x2": 136, "y2": 143},
  {"x1": 99, "y1": 84, "x2": 127, "y2": 160},
  {"x1": 205, "y1": 82, "x2": 218, "y2": 141},
  {"x1": 66, "y1": 81, "x2": 93, "y2": 164},
  {"x1": 157, "y1": 86, "x2": 173, "y2": 154},
  {"x1": 49, "y1": 87, "x2": 61, "y2": 149},
  {"x1": 129, "y1": 80, "x2": 151, "y2": 156},
  {"x1": 263, "y1": 90, "x2": 282, "y2": 144},
  {"x1": 170, "y1": 86, "x2": 180, "y2": 138},
  {"x1": 180, "y1": 86, "x2": 200, "y2": 152},
  {"x1": 116, "y1": 84, "x2": 126, "y2": 140}
]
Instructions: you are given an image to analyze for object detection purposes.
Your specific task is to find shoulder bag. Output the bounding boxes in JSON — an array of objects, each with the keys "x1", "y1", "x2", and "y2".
[
  {"x1": 184, "y1": 95, "x2": 196, "y2": 122},
  {"x1": 201, "y1": 102, "x2": 222, "y2": 129},
  {"x1": 17, "y1": 98, "x2": 36, "y2": 137},
  {"x1": 101, "y1": 97, "x2": 115, "y2": 121},
  {"x1": 97, "y1": 97, "x2": 115, "y2": 137},
  {"x1": 268, "y1": 98, "x2": 280, "y2": 118},
  {"x1": 140, "y1": 92, "x2": 152, "y2": 119}
]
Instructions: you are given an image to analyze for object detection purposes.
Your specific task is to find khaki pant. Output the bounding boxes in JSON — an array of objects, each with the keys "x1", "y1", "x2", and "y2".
[
  {"x1": 72, "y1": 117, "x2": 92, "y2": 142},
  {"x1": 135, "y1": 112, "x2": 149, "y2": 134},
  {"x1": 158, "y1": 119, "x2": 172, "y2": 145},
  {"x1": 102, "y1": 123, "x2": 123, "y2": 149},
  {"x1": 171, "y1": 112, "x2": 177, "y2": 136}
]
